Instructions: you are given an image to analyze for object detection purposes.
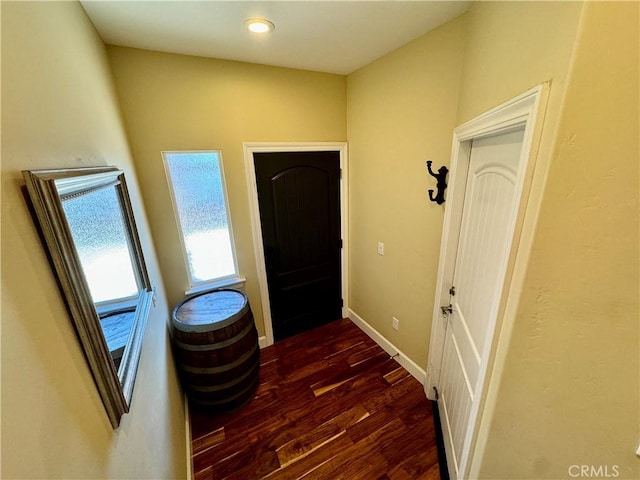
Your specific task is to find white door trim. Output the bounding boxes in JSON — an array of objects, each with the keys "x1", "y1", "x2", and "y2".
[
  {"x1": 243, "y1": 142, "x2": 349, "y2": 347},
  {"x1": 426, "y1": 85, "x2": 549, "y2": 478}
]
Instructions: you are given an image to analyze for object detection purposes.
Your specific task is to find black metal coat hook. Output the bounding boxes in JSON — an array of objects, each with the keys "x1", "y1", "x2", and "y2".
[{"x1": 426, "y1": 160, "x2": 449, "y2": 205}]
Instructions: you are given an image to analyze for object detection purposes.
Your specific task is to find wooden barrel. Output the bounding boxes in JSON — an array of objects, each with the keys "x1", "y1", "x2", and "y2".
[
  {"x1": 100, "y1": 307, "x2": 136, "y2": 370},
  {"x1": 171, "y1": 289, "x2": 260, "y2": 409}
]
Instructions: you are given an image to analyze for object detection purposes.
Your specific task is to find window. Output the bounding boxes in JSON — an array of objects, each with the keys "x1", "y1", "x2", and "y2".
[
  {"x1": 163, "y1": 151, "x2": 238, "y2": 289},
  {"x1": 63, "y1": 184, "x2": 140, "y2": 306}
]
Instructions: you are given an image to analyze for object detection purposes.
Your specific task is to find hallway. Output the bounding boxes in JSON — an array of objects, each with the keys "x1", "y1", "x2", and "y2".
[{"x1": 189, "y1": 318, "x2": 442, "y2": 479}]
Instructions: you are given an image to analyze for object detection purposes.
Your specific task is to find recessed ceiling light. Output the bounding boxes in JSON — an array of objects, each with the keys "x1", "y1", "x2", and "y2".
[{"x1": 244, "y1": 18, "x2": 275, "y2": 34}]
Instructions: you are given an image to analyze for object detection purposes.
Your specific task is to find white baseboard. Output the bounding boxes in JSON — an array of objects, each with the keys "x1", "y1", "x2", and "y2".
[
  {"x1": 348, "y1": 309, "x2": 426, "y2": 385},
  {"x1": 258, "y1": 335, "x2": 268, "y2": 349},
  {"x1": 184, "y1": 393, "x2": 192, "y2": 480}
]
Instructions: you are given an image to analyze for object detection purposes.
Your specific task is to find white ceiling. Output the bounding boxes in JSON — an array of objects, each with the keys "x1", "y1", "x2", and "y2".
[{"x1": 81, "y1": 1, "x2": 470, "y2": 75}]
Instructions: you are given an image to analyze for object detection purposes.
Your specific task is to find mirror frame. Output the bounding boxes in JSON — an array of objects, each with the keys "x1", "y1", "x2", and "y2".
[{"x1": 23, "y1": 166, "x2": 153, "y2": 428}]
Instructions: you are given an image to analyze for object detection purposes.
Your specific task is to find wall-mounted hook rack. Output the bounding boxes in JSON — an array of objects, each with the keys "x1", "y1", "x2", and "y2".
[{"x1": 426, "y1": 160, "x2": 449, "y2": 205}]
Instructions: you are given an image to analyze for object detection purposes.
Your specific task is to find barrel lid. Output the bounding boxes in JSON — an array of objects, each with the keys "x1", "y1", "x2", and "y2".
[{"x1": 173, "y1": 289, "x2": 249, "y2": 333}]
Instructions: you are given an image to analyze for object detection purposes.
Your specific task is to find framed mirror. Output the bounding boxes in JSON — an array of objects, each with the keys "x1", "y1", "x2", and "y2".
[{"x1": 23, "y1": 166, "x2": 153, "y2": 428}]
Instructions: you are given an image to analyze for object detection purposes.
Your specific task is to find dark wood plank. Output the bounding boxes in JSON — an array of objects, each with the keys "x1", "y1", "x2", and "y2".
[
  {"x1": 189, "y1": 318, "x2": 441, "y2": 479},
  {"x1": 265, "y1": 430, "x2": 355, "y2": 480},
  {"x1": 275, "y1": 404, "x2": 369, "y2": 467}
]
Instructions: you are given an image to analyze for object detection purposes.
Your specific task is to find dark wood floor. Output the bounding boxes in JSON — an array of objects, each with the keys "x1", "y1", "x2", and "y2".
[{"x1": 189, "y1": 318, "x2": 441, "y2": 480}]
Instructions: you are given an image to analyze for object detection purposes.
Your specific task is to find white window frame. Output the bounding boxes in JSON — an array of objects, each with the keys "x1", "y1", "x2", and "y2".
[{"x1": 162, "y1": 150, "x2": 243, "y2": 295}]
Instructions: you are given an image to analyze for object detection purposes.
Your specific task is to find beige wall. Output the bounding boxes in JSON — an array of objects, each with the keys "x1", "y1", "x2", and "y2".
[
  {"x1": 456, "y1": 1, "x2": 583, "y2": 125},
  {"x1": 450, "y1": 0, "x2": 584, "y2": 475},
  {"x1": 347, "y1": 1, "x2": 638, "y2": 477},
  {"x1": 346, "y1": 15, "x2": 467, "y2": 366},
  {"x1": 477, "y1": 1, "x2": 640, "y2": 478},
  {"x1": 106, "y1": 47, "x2": 347, "y2": 336},
  {"x1": 345, "y1": 0, "x2": 582, "y2": 370},
  {"x1": 454, "y1": 2, "x2": 584, "y2": 282},
  {"x1": 1, "y1": 2, "x2": 186, "y2": 478}
]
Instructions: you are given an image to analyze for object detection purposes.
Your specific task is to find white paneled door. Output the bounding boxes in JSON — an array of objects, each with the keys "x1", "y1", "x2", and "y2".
[{"x1": 438, "y1": 127, "x2": 525, "y2": 477}]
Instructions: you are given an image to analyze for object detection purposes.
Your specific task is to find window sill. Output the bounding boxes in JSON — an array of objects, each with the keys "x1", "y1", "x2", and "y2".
[{"x1": 185, "y1": 276, "x2": 247, "y2": 297}]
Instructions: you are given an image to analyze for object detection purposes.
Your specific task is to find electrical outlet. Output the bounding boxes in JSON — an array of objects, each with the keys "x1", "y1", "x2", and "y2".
[
  {"x1": 377, "y1": 242, "x2": 385, "y2": 255},
  {"x1": 392, "y1": 316, "x2": 399, "y2": 331}
]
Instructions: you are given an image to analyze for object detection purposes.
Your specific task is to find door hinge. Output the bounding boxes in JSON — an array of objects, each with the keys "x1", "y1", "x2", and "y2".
[
  {"x1": 449, "y1": 286, "x2": 456, "y2": 296},
  {"x1": 340, "y1": 238, "x2": 343, "y2": 249},
  {"x1": 441, "y1": 304, "x2": 453, "y2": 316},
  {"x1": 340, "y1": 298, "x2": 344, "y2": 308},
  {"x1": 433, "y1": 386, "x2": 440, "y2": 400}
]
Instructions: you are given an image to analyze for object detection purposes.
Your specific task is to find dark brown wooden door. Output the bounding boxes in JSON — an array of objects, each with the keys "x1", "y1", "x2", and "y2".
[{"x1": 254, "y1": 151, "x2": 342, "y2": 341}]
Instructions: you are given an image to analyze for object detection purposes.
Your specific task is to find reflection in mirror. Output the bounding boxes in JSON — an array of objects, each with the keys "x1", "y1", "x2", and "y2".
[
  {"x1": 23, "y1": 166, "x2": 153, "y2": 427},
  {"x1": 62, "y1": 184, "x2": 140, "y2": 368}
]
